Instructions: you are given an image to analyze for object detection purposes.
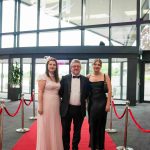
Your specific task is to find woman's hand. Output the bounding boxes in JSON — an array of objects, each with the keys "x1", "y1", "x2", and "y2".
[
  {"x1": 38, "y1": 107, "x2": 43, "y2": 115},
  {"x1": 105, "y1": 103, "x2": 110, "y2": 112},
  {"x1": 86, "y1": 74, "x2": 91, "y2": 78}
]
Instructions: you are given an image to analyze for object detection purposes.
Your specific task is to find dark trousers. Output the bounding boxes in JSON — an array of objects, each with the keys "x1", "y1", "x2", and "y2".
[{"x1": 61, "y1": 105, "x2": 84, "y2": 150}]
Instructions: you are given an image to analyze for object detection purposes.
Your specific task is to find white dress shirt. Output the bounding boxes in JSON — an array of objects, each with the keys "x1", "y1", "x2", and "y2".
[{"x1": 69, "y1": 75, "x2": 81, "y2": 105}]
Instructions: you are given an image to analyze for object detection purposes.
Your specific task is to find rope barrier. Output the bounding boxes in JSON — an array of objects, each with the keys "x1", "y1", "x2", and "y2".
[
  {"x1": 23, "y1": 96, "x2": 33, "y2": 106},
  {"x1": 112, "y1": 100, "x2": 127, "y2": 119},
  {"x1": 116, "y1": 101, "x2": 134, "y2": 150},
  {"x1": 112, "y1": 100, "x2": 150, "y2": 133},
  {"x1": 0, "y1": 108, "x2": 2, "y2": 115},
  {"x1": 4, "y1": 100, "x2": 22, "y2": 117},
  {"x1": 129, "y1": 109, "x2": 150, "y2": 133}
]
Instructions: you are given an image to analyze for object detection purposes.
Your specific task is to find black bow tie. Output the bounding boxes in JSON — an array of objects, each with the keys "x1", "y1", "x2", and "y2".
[{"x1": 73, "y1": 76, "x2": 80, "y2": 78}]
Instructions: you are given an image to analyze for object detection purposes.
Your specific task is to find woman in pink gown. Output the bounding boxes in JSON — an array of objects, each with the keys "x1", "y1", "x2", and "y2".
[{"x1": 36, "y1": 57, "x2": 64, "y2": 150}]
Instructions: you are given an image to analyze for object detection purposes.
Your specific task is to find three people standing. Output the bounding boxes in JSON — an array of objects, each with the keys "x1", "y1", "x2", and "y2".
[{"x1": 36, "y1": 57, "x2": 111, "y2": 150}]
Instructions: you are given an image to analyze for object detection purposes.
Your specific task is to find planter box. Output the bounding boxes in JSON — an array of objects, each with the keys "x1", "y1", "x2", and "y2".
[{"x1": 8, "y1": 87, "x2": 21, "y2": 101}]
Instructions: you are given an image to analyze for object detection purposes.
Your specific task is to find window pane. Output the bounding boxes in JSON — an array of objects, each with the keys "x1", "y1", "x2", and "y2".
[
  {"x1": 80, "y1": 60, "x2": 88, "y2": 76},
  {"x1": 1, "y1": 35, "x2": 14, "y2": 48},
  {"x1": 61, "y1": 0, "x2": 81, "y2": 27},
  {"x1": 0, "y1": 59, "x2": 8, "y2": 98},
  {"x1": 3, "y1": 63, "x2": 8, "y2": 92},
  {"x1": 84, "y1": 28, "x2": 109, "y2": 46},
  {"x1": 111, "y1": 0, "x2": 136, "y2": 23},
  {"x1": 84, "y1": 0, "x2": 109, "y2": 25},
  {"x1": 140, "y1": 24, "x2": 150, "y2": 50},
  {"x1": 57, "y1": 60, "x2": 69, "y2": 78},
  {"x1": 19, "y1": 33, "x2": 36, "y2": 47},
  {"x1": 122, "y1": 62, "x2": 127, "y2": 99},
  {"x1": 141, "y1": 0, "x2": 150, "y2": 20},
  {"x1": 111, "y1": 58, "x2": 127, "y2": 99},
  {"x1": 20, "y1": 0, "x2": 38, "y2": 31},
  {"x1": 40, "y1": 0, "x2": 59, "y2": 29},
  {"x1": 111, "y1": 25, "x2": 136, "y2": 46},
  {"x1": 22, "y1": 58, "x2": 32, "y2": 99},
  {"x1": 35, "y1": 58, "x2": 46, "y2": 95},
  {"x1": 39, "y1": 32, "x2": 58, "y2": 46},
  {"x1": 61, "y1": 30, "x2": 81, "y2": 46},
  {"x1": 2, "y1": 0, "x2": 15, "y2": 33}
]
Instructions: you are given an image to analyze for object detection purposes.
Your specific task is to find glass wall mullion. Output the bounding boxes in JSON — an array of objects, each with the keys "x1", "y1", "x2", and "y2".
[
  {"x1": 14, "y1": 0, "x2": 18, "y2": 47},
  {"x1": 120, "y1": 62, "x2": 123, "y2": 99},
  {"x1": 0, "y1": 0, "x2": 2, "y2": 48},
  {"x1": 36, "y1": 0, "x2": 40, "y2": 46},
  {"x1": 31, "y1": 57, "x2": 35, "y2": 96},
  {"x1": 17, "y1": 0, "x2": 21, "y2": 47},
  {"x1": 109, "y1": 0, "x2": 112, "y2": 46},
  {"x1": 81, "y1": 0, "x2": 84, "y2": 46},
  {"x1": 58, "y1": 0, "x2": 62, "y2": 46},
  {"x1": 136, "y1": 0, "x2": 140, "y2": 50}
]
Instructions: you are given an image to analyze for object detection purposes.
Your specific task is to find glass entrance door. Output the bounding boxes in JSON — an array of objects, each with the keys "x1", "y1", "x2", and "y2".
[
  {"x1": 0, "y1": 59, "x2": 8, "y2": 98},
  {"x1": 111, "y1": 58, "x2": 127, "y2": 100},
  {"x1": 22, "y1": 58, "x2": 32, "y2": 99}
]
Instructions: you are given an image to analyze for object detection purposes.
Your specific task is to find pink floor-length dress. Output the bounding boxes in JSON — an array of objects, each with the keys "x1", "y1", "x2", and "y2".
[{"x1": 36, "y1": 74, "x2": 64, "y2": 150}]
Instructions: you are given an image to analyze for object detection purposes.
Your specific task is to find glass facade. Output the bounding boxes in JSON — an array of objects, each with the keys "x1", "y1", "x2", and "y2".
[
  {"x1": 84, "y1": 0, "x2": 109, "y2": 25},
  {"x1": 0, "y1": 0, "x2": 150, "y2": 103},
  {"x1": 1, "y1": 0, "x2": 150, "y2": 48}
]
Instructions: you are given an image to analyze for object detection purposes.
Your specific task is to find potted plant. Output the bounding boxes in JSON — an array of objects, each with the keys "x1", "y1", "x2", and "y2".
[{"x1": 8, "y1": 62, "x2": 22, "y2": 101}]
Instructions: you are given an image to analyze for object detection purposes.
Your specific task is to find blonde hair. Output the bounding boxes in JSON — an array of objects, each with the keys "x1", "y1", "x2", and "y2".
[{"x1": 93, "y1": 58, "x2": 102, "y2": 66}]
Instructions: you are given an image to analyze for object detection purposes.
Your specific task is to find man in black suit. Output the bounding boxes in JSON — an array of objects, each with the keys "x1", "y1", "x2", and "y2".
[{"x1": 59, "y1": 59, "x2": 90, "y2": 150}]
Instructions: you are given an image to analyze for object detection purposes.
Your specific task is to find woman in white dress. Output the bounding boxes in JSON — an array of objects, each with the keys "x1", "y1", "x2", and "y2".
[{"x1": 36, "y1": 56, "x2": 64, "y2": 150}]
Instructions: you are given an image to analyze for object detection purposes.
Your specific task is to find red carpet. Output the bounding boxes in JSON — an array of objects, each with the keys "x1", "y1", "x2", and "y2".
[{"x1": 12, "y1": 118, "x2": 116, "y2": 150}]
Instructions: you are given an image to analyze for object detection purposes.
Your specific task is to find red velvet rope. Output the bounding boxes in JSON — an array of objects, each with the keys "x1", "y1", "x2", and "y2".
[
  {"x1": 112, "y1": 101, "x2": 127, "y2": 119},
  {"x1": 24, "y1": 96, "x2": 33, "y2": 106},
  {"x1": 128, "y1": 109, "x2": 150, "y2": 133},
  {"x1": 0, "y1": 108, "x2": 2, "y2": 114},
  {"x1": 4, "y1": 100, "x2": 22, "y2": 117}
]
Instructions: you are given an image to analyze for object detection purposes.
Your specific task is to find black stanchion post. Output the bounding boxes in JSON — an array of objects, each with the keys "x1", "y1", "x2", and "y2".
[
  {"x1": 105, "y1": 97, "x2": 117, "y2": 133},
  {"x1": 16, "y1": 94, "x2": 30, "y2": 133},
  {"x1": 29, "y1": 89, "x2": 37, "y2": 120},
  {"x1": 117, "y1": 101, "x2": 134, "y2": 150}
]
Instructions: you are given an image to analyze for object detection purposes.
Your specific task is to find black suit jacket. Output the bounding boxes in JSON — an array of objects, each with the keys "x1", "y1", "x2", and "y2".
[{"x1": 59, "y1": 74, "x2": 90, "y2": 117}]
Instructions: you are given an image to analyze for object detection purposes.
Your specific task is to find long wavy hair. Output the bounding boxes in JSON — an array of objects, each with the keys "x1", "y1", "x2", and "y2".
[{"x1": 45, "y1": 57, "x2": 59, "y2": 82}]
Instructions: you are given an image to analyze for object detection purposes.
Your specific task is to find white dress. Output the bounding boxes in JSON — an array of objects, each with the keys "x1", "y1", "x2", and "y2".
[{"x1": 36, "y1": 74, "x2": 64, "y2": 150}]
